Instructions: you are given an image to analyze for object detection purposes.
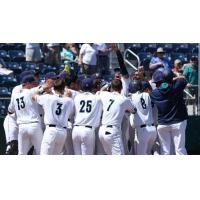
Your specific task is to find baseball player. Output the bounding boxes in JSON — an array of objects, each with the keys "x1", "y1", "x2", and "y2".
[
  {"x1": 72, "y1": 77, "x2": 102, "y2": 155},
  {"x1": 33, "y1": 78, "x2": 74, "y2": 155},
  {"x1": 3, "y1": 70, "x2": 35, "y2": 154},
  {"x1": 150, "y1": 69, "x2": 188, "y2": 155},
  {"x1": 98, "y1": 79, "x2": 136, "y2": 155},
  {"x1": 59, "y1": 71, "x2": 80, "y2": 155},
  {"x1": 129, "y1": 80, "x2": 157, "y2": 155},
  {"x1": 8, "y1": 75, "x2": 43, "y2": 155}
]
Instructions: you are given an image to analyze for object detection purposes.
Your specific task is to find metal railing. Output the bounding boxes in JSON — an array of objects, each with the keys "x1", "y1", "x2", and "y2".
[{"x1": 124, "y1": 48, "x2": 140, "y2": 70}]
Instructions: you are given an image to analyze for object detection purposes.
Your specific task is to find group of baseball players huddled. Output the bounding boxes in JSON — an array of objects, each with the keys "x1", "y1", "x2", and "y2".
[{"x1": 3, "y1": 45, "x2": 189, "y2": 155}]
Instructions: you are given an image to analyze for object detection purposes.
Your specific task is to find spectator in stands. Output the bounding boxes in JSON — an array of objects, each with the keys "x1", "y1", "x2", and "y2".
[
  {"x1": 44, "y1": 43, "x2": 61, "y2": 66},
  {"x1": 79, "y1": 43, "x2": 97, "y2": 75},
  {"x1": 172, "y1": 59, "x2": 183, "y2": 77},
  {"x1": 138, "y1": 66, "x2": 146, "y2": 80},
  {"x1": 61, "y1": 43, "x2": 77, "y2": 62},
  {"x1": 183, "y1": 56, "x2": 198, "y2": 98},
  {"x1": 25, "y1": 43, "x2": 42, "y2": 63},
  {"x1": 93, "y1": 43, "x2": 112, "y2": 76},
  {"x1": 149, "y1": 47, "x2": 171, "y2": 72}
]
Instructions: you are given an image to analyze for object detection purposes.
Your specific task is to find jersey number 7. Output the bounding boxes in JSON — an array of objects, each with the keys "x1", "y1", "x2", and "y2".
[{"x1": 107, "y1": 99, "x2": 114, "y2": 111}]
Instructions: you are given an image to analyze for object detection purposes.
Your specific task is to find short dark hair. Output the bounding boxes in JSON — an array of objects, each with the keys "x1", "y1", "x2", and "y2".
[
  {"x1": 111, "y1": 79, "x2": 122, "y2": 92},
  {"x1": 53, "y1": 78, "x2": 65, "y2": 92}
]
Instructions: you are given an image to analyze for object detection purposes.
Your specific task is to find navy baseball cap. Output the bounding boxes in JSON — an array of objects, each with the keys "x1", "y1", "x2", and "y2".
[
  {"x1": 141, "y1": 80, "x2": 152, "y2": 91},
  {"x1": 59, "y1": 71, "x2": 70, "y2": 79},
  {"x1": 81, "y1": 78, "x2": 93, "y2": 90},
  {"x1": 152, "y1": 70, "x2": 164, "y2": 83},
  {"x1": 129, "y1": 80, "x2": 142, "y2": 93},
  {"x1": 22, "y1": 75, "x2": 38, "y2": 84},
  {"x1": 20, "y1": 70, "x2": 33, "y2": 80},
  {"x1": 45, "y1": 72, "x2": 57, "y2": 80}
]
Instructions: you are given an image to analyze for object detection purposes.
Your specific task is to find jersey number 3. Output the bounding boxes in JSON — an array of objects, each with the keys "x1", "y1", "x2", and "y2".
[
  {"x1": 16, "y1": 97, "x2": 25, "y2": 110},
  {"x1": 55, "y1": 103, "x2": 63, "y2": 115},
  {"x1": 80, "y1": 100, "x2": 92, "y2": 113}
]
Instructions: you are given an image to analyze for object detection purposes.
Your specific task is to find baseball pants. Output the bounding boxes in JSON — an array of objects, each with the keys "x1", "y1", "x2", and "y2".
[
  {"x1": 99, "y1": 125, "x2": 125, "y2": 155},
  {"x1": 3, "y1": 115, "x2": 18, "y2": 143},
  {"x1": 62, "y1": 127, "x2": 74, "y2": 155},
  {"x1": 95, "y1": 127, "x2": 106, "y2": 155},
  {"x1": 41, "y1": 126, "x2": 67, "y2": 155},
  {"x1": 18, "y1": 122, "x2": 43, "y2": 155},
  {"x1": 72, "y1": 126, "x2": 95, "y2": 155},
  {"x1": 157, "y1": 120, "x2": 187, "y2": 155},
  {"x1": 135, "y1": 125, "x2": 157, "y2": 155}
]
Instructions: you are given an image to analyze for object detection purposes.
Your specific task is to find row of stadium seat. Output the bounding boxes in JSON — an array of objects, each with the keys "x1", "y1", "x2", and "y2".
[
  {"x1": 125, "y1": 43, "x2": 198, "y2": 54},
  {"x1": 0, "y1": 50, "x2": 25, "y2": 62},
  {"x1": 0, "y1": 43, "x2": 25, "y2": 51}
]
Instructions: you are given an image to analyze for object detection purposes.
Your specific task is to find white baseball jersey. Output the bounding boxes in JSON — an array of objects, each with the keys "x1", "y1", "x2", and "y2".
[
  {"x1": 36, "y1": 93, "x2": 74, "y2": 128},
  {"x1": 8, "y1": 88, "x2": 41, "y2": 124},
  {"x1": 74, "y1": 92, "x2": 102, "y2": 127},
  {"x1": 99, "y1": 91, "x2": 135, "y2": 126},
  {"x1": 130, "y1": 92, "x2": 154, "y2": 128}
]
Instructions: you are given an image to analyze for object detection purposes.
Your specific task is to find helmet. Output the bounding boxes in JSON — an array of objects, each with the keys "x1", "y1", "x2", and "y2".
[
  {"x1": 152, "y1": 70, "x2": 164, "y2": 83},
  {"x1": 162, "y1": 68, "x2": 174, "y2": 83},
  {"x1": 129, "y1": 80, "x2": 142, "y2": 93},
  {"x1": 141, "y1": 80, "x2": 152, "y2": 91}
]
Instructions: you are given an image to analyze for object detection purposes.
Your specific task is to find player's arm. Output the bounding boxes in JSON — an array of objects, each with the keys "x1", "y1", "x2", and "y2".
[
  {"x1": 32, "y1": 82, "x2": 52, "y2": 101},
  {"x1": 111, "y1": 44, "x2": 129, "y2": 79},
  {"x1": 8, "y1": 96, "x2": 15, "y2": 115},
  {"x1": 125, "y1": 99, "x2": 137, "y2": 114}
]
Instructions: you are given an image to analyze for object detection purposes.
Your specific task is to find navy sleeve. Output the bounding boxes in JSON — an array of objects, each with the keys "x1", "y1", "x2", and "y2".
[
  {"x1": 173, "y1": 78, "x2": 187, "y2": 92},
  {"x1": 116, "y1": 50, "x2": 129, "y2": 76}
]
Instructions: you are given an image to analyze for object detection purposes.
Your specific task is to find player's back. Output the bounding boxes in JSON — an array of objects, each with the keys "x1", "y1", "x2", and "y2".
[
  {"x1": 8, "y1": 88, "x2": 41, "y2": 124},
  {"x1": 99, "y1": 91, "x2": 134, "y2": 126},
  {"x1": 74, "y1": 92, "x2": 102, "y2": 127},
  {"x1": 131, "y1": 92, "x2": 154, "y2": 127},
  {"x1": 37, "y1": 94, "x2": 74, "y2": 128}
]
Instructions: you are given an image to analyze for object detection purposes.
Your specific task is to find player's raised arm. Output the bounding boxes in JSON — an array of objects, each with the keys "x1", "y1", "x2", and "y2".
[{"x1": 111, "y1": 44, "x2": 129, "y2": 79}]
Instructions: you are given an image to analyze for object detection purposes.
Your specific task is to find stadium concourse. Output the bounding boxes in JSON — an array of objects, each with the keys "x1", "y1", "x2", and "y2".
[{"x1": 0, "y1": 43, "x2": 199, "y2": 155}]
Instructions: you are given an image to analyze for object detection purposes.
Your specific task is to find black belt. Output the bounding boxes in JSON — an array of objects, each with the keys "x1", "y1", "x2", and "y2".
[
  {"x1": 140, "y1": 124, "x2": 154, "y2": 128},
  {"x1": 47, "y1": 124, "x2": 67, "y2": 129},
  {"x1": 107, "y1": 125, "x2": 113, "y2": 128},
  {"x1": 75, "y1": 125, "x2": 92, "y2": 129}
]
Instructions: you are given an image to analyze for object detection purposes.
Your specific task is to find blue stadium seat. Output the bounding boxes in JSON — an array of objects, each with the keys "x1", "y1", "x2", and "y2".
[
  {"x1": 0, "y1": 50, "x2": 10, "y2": 62},
  {"x1": 129, "y1": 43, "x2": 142, "y2": 53},
  {"x1": 173, "y1": 44, "x2": 189, "y2": 53},
  {"x1": 0, "y1": 75, "x2": 18, "y2": 87},
  {"x1": 9, "y1": 50, "x2": 25, "y2": 62},
  {"x1": 189, "y1": 43, "x2": 198, "y2": 53},
  {"x1": 143, "y1": 43, "x2": 157, "y2": 53},
  {"x1": 158, "y1": 43, "x2": 173, "y2": 53},
  {"x1": 0, "y1": 87, "x2": 11, "y2": 97},
  {"x1": 7, "y1": 62, "x2": 22, "y2": 74},
  {"x1": 1, "y1": 43, "x2": 16, "y2": 51},
  {"x1": 138, "y1": 52, "x2": 152, "y2": 60},
  {"x1": 14, "y1": 43, "x2": 26, "y2": 51},
  {"x1": 20, "y1": 62, "x2": 39, "y2": 71},
  {"x1": 171, "y1": 53, "x2": 188, "y2": 63},
  {"x1": 41, "y1": 65, "x2": 58, "y2": 74}
]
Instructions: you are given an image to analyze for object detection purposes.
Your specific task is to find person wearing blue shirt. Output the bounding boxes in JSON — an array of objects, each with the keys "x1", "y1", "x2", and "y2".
[
  {"x1": 150, "y1": 69, "x2": 188, "y2": 155},
  {"x1": 149, "y1": 47, "x2": 171, "y2": 73}
]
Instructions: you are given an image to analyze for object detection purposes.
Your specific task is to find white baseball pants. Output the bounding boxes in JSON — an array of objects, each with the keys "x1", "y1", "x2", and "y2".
[
  {"x1": 72, "y1": 126, "x2": 95, "y2": 155},
  {"x1": 135, "y1": 125, "x2": 157, "y2": 155},
  {"x1": 18, "y1": 122, "x2": 43, "y2": 155},
  {"x1": 3, "y1": 115, "x2": 18, "y2": 142},
  {"x1": 99, "y1": 125, "x2": 125, "y2": 155},
  {"x1": 40, "y1": 126, "x2": 67, "y2": 155},
  {"x1": 157, "y1": 120, "x2": 187, "y2": 155}
]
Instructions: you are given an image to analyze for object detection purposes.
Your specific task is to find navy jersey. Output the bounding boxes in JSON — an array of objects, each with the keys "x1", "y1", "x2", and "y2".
[{"x1": 150, "y1": 78, "x2": 188, "y2": 125}]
